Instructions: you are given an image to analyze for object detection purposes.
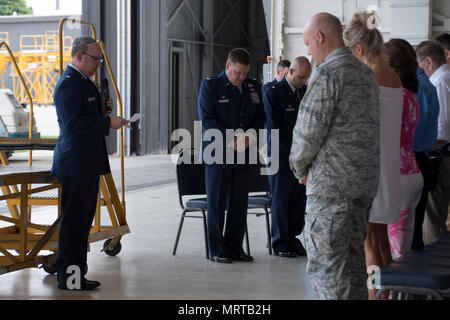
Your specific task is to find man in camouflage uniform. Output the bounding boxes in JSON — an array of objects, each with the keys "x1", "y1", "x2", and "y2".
[{"x1": 289, "y1": 13, "x2": 380, "y2": 300}]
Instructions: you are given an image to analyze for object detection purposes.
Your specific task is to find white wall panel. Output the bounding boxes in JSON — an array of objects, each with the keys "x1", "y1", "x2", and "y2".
[
  {"x1": 391, "y1": 0, "x2": 432, "y2": 44},
  {"x1": 269, "y1": 0, "x2": 450, "y2": 78}
]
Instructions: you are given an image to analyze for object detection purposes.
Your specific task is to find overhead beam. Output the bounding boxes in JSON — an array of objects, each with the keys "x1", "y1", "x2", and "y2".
[
  {"x1": 225, "y1": 0, "x2": 252, "y2": 46},
  {"x1": 183, "y1": 0, "x2": 208, "y2": 40},
  {"x1": 213, "y1": 1, "x2": 240, "y2": 39},
  {"x1": 168, "y1": 0, "x2": 186, "y2": 25}
]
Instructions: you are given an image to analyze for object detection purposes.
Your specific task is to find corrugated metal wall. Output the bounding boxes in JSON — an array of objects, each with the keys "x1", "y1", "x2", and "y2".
[
  {"x1": 167, "y1": 0, "x2": 269, "y2": 153},
  {"x1": 83, "y1": 0, "x2": 269, "y2": 155},
  {"x1": 82, "y1": 0, "x2": 119, "y2": 154}
]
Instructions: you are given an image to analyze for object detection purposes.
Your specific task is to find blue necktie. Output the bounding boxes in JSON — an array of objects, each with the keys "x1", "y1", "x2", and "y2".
[{"x1": 234, "y1": 86, "x2": 242, "y2": 105}]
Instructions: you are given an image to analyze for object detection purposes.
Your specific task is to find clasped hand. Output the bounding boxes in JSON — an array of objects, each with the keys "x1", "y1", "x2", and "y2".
[{"x1": 232, "y1": 133, "x2": 254, "y2": 152}]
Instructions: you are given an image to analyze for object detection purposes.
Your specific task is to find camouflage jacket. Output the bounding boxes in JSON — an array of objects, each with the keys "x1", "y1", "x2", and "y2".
[{"x1": 289, "y1": 46, "x2": 380, "y2": 199}]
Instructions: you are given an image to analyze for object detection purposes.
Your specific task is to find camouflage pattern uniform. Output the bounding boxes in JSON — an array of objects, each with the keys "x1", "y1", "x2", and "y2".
[{"x1": 289, "y1": 47, "x2": 380, "y2": 300}]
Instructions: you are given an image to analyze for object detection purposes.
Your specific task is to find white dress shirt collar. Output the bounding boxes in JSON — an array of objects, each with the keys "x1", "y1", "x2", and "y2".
[
  {"x1": 285, "y1": 76, "x2": 296, "y2": 94},
  {"x1": 429, "y1": 63, "x2": 450, "y2": 87},
  {"x1": 68, "y1": 63, "x2": 88, "y2": 80}
]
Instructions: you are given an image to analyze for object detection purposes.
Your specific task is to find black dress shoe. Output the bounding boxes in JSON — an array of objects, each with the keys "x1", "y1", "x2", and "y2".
[
  {"x1": 274, "y1": 249, "x2": 297, "y2": 258},
  {"x1": 231, "y1": 252, "x2": 254, "y2": 262},
  {"x1": 57, "y1": 278, "x2": 101, "y2": 291},
  {"x1": 294, "y1": 247, "x2": 307, "y2": 257},
  {"x1": 210, "y1": 255, "x2": 232, "y2": 263}
]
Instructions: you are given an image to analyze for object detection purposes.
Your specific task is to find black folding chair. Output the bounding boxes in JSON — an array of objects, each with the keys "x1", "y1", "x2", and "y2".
[
  {"x1": 172, "y1": 149, "x2": 254, "y2": 259},
  {"x1": 172, "y1": 149, "x2": 209, "y2": 259},
  {"x1": 377, "y1": 263, "x2": 450, "y2": 300},
  {"x1": 246, "y1": 164, "x2": 273, "y2": 255},
  {"x1": 377, "y1": 238, "x2": 450, "y2": 300}
]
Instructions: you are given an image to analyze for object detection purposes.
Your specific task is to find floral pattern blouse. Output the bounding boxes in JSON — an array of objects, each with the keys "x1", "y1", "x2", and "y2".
[{"x1": 400, "y1": 89, "x2": 420, "y2": 175}]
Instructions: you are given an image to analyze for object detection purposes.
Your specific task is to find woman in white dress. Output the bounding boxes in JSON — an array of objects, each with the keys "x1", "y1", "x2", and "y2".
[{"x1": 344, "y1": 10, "x2": 403, "y2": 300}]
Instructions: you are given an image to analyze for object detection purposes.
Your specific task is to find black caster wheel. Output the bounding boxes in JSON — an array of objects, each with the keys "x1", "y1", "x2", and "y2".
[
  {"x1": 43, "y1": 263, "x2": 57, "y2": 275},
  {"x1": 103, "y1": 239, "x2": 122, "y2": 256}
]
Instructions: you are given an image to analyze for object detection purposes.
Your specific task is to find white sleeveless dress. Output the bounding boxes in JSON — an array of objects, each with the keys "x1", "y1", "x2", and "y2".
[{"x1": 369, "y1": 86, "x2": 403, "y2": 224}]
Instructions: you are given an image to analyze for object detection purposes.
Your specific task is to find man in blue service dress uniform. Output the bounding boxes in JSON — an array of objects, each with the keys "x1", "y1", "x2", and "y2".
[
  {"x1": 263, "y1": 56, "x2": 312, "y2": 257},
  {"x1": 262, "y1": 59, "x2": 291, "y2": 96},
  {"x1": 52, "y1": 37, "x2": 128, "y2": 290},
  {"x1": 198, "y1": 48, "x2": 266, "y2": 263}
]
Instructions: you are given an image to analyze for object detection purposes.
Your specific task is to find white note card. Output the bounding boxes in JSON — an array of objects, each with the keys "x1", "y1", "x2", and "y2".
[{"x1": 129, "y1": 113, "x2": 143, "y2": 123}]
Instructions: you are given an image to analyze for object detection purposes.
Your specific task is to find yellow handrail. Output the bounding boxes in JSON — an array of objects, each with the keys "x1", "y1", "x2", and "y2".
[
  {"x1": 98, "y1": 40, "x2": 125, "y2": 206},
  {"x1": 19, "y1": 35, "x2": 45, "y2": 51},
  {"x1": 58, "y1": 18, "x2": 98, "y2": 83},
  {"x1": 0, "y1": 42, "x2": 34, "y2": 166},
  {"x1": 58, "y1": 19, "x2": 125, "y2": 207}
]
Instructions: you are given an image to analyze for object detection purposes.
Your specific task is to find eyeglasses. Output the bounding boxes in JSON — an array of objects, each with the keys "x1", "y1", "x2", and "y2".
[{"x1": 83, "y1": 52, "x2": 104, "y2": 64}]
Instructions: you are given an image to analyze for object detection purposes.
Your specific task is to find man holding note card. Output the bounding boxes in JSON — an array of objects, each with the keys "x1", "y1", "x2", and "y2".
[{"x1": 52, "y1": 37, "x2": 129, "y2": 290}]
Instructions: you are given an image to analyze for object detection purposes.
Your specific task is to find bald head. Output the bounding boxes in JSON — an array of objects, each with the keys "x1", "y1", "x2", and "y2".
[
  {"x1": 304, "y1": 13, "x2": 345, "y2": 65},
  {"x1": 307, "y1": 12, "x2": 343, "y2": 38},
  {"x1": 292, "y1": 56, "x2": 311, "y2": 69},
  {"x1": 287, "y1": 56, "x2": 312, "y2": 88}
]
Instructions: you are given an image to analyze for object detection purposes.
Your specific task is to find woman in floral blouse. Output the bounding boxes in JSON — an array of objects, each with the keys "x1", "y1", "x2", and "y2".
[{"x1": 383, "y1": 39, "x2": 424, "y2": 259}]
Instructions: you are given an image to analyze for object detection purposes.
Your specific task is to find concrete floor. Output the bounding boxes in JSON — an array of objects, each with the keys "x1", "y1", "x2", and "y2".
[
  {"x1": 0, "y1": 152, "x2": 316, "y2": 300},
  {"x1": 1, "y1": 106, "x2": 448, "y2": 302}
]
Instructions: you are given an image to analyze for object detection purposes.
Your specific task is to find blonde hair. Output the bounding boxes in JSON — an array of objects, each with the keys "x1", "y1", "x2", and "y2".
[{"x1": 343, "y1": 11, "x2": 383, "y2": 57}]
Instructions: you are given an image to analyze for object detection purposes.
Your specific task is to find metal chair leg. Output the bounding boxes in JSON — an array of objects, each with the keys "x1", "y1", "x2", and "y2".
[
  {"x1": 264, "y1": 207, "x2": 272, "y2": 255},
  {"x1": 172, "y1": 210, "x2": 187, "y2": 255},
  {"x1": 245, "y1": 224, "x2": 250, "y2": 255},
  {"x1": 201, "y1": 209, "x2": 209, "y2": 260}
]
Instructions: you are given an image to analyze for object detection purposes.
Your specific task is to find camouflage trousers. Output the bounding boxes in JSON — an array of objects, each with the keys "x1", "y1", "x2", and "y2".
[{"x1": 304, "y1": 196, "x2": 372, "y2": 300}]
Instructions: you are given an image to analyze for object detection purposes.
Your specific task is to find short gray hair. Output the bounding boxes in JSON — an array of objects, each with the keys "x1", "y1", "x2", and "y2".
[
  {"x1": 71, "y1": 37, "x2": 97, "y2": 58},
  {"x1": 227, "y1": 48, "x2": 251, "y2": 66},
  {"x1": 415, "y1": 40, "x2": 446, "y2": 66}
]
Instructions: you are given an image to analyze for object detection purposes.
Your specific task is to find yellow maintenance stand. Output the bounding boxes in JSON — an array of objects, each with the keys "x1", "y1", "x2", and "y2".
[{"x1": 10, "y1": 33, "x2": 73, "y2": 105}]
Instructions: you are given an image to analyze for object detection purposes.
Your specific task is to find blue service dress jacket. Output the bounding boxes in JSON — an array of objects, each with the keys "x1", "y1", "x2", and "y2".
[
  {"x1": 51, "y1": 65, "x2": 111, "y2": 178},
  {"x1": 262, "y1": 78, "x2": 278, "y2": 96},
  {"x1": 198, "y1": 70, "x2": 266, "y2": 166},
  {"x1": 263, "y1": 77, "x2": 307, "y2": 171}
]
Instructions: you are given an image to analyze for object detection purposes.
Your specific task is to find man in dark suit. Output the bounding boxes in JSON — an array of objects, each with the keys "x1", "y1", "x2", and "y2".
[
  {"x1": 263, "y1": 56, "x2": 311, "y2": 257},
  {"x1": 52, "y1": 37, "x2": 128, "y2": 290},
  {"x1": 198, "y1": 48, "x2": 266, "y2": 263},
  {"x1": 262, "y1": 59, "x2": 291, "y2": 96}
]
